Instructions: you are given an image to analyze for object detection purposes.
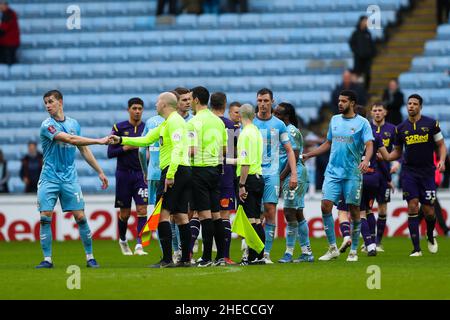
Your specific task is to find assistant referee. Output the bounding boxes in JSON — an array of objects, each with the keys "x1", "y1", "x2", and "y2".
[{"x1": 235, "y1": 103, "x2": 266, "y2": 265}]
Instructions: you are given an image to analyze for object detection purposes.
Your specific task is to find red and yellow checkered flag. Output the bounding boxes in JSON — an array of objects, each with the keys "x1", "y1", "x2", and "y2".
[{"x1": 139, "y1": 197, "x2": 162, "y2": 247}]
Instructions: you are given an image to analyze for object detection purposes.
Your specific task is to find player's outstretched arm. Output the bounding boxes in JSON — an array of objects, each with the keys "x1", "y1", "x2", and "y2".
[
  {"x1": 78, "y1": 146, "x2": 108, "y2": 190},
  {"x1": 302, "y1": 140, "x2": 331, "y2": 161},
  {"x1": 109, "y1": 125, "x2": 161, "y2": 147},
  {"x1": 54, "y1": 132, "x2": 109, "y2": 146}
]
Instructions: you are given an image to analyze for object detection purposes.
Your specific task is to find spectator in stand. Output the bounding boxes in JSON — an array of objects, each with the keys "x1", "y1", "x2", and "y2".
[
  {"x1": 329, "y1": 70, "x2": 368, "y2": 113},
  {"x1": 349, "y1": 16, "x2": 376, "y2": 90},
  {"x1": 437, "y1": 0, "x2": 450, "y2": 25},
  {"x1": 156, "y1": 0, "x2": 178, "y2": 15},
  {"x1": 0, "y1": 1, "x2": 20, "y2": 65},
  {"x1": 20, "y1": 141, "x2": 43, "y2": 193},
  {"x1": 382, "y1": 78, "x2": 404, "y2": 125},
  {"x1": 180, "y1": 0, "x2": 202, "y2": 14},
  {"x1": 228, "y1": 0, "x2": 248, "y2": 13},
  {"x1": 0, "y1": 149, "x2": 10, "y2": 193}
]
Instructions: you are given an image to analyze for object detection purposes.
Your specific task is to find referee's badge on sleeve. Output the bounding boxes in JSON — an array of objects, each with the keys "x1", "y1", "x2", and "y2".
[
  {"x1": 241, "y1": 150, "x2": 247, "y2": 157},
  {"x1": 172, "y1": 132, "x2": 181, "y2": 141}
]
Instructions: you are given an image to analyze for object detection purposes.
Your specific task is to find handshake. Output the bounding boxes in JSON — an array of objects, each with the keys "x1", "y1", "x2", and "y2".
[{"x1": 98, "y1": 135, "x2": 122, "y2": 145}]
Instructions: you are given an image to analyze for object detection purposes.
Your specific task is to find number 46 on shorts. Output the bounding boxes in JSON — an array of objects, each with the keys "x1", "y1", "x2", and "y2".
[{"x1": 138, "y1": 188, "x2": 148, "y2": 199}]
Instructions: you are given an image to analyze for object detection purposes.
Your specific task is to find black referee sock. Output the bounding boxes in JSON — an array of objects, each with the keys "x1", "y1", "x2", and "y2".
[
  {"x1": 157, "y1": 221, "x2": 172, "y2": 263},
  {"x1": 213, "y1": 218, "x2": 225, "y2": 260},
  {"x1": 177, "y1": 223, "x2": 192, "y2": 263},
  {"x1": 200, "y1": 218, "x2": 214, "y2": 262},
  {"x1": 248, "y1": 223, "x2": 259, "y2": 262},
  {"x1": 256, "y1": 223, "x2": 266, "y2": 259}
]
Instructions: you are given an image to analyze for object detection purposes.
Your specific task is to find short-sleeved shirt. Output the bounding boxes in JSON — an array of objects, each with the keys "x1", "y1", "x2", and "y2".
[
  {"x1": 394, "y1": 115, "x2": 443, "y2": 176},
  {"x1": 371, "y1": 121, "x2": 396, "y2": 181},
  {"x1": 187, "y1": 109, "x2": 227, "y2": 167},
  {"x1": 286, "y1": 124, "x2": 308, "y2": 182},
  {"x1": 39, "y1": 116, "x2": 80, "y2": 183},
  {"x1": 107, "y1": 120, "x2": 145, "y2": 171},
  {"x1": 220, "y1": 116, "x2": 238, "y2": 188},
  {"x1": 220, "y1": 116, "x2": 238, "y2": 159},
  {"x1": 143, "y1": 115, "x2": 164, "y2": 180},
  {"x1": 326, "y1": 114, "x2": 374, "y2": 180},
  {"x1": 253, "y1": 115, "x2": 290, "y2": 176},
  {"x1": 122, "y1": 111, "x2": 190, "y2": 179},
  {"x1": 237, "y1": 123, "x2": 263, "y2": 177}
]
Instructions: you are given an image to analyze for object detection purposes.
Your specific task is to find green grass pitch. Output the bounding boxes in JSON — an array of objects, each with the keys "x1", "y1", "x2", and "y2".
[{"x1": 1, "y1": 237, "x2": 449, "y2": 300}]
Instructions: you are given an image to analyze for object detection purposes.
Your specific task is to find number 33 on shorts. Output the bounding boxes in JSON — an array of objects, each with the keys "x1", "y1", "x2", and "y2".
[{"x1": 425, "y1": 190, "x2": 436, "y2": 201}]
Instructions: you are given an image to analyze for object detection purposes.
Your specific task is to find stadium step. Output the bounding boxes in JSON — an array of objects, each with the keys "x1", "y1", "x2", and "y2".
[{"x1": 369, "y1": 0, "x2": 437, "y2": 100}]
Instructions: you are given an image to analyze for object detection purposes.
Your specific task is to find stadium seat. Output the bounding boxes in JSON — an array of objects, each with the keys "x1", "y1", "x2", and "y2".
[{"x1": 1, "y1": 0, "x2": 411, "y2": 195}]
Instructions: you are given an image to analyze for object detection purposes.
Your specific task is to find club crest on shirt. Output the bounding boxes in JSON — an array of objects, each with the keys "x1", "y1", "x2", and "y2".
[
  {"x1": 350, "y1": 128, "x2": 355, "y2": 134},
  {"x1": 421, "y1": 127, "x2": 429, "y2": 133},
  {"x1": 187, "y1": 131, "x2": 195, "y2": 139},
  {"x1": 47, "y1": 125, "x2": 56, "y2": 134},
  {"x1": 383, "y1": 132, "x2": 391, "y2": 137},
  {"x1": 124, "y1": 131, "x2": 129, "y2": 136},
  {"x1": 404, "y1": 130, "x2": 409, "y2": 135},
  {"x1": 172, "y1": 132, "x2": 181, "y2": 141}
]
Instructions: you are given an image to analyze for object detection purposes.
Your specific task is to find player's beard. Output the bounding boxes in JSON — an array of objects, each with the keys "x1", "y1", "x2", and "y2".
[
  {"x1": 408, "y1": 109, "x2": 418, "y2": 117},
  {"x1": 339, "y1": 105, "x2": 350, "y2": 114}
]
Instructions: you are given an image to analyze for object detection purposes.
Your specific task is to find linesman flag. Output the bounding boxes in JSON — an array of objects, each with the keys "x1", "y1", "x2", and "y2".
[
  {"x1": 139, "y1": 197, "x2": 162, "y2": 247},
  {"x1": 231, "y1": 205, "x2": 264, "y2": 254}
]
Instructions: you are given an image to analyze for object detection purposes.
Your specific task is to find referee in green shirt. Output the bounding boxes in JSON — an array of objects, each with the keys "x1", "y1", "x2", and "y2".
[
  {"x1": 187, "y1": 86, "x2": 228, "y2": 267},
  {"x1": 109, "y1": 92, "x2": 192, "y2": 268},
  {"x1": 235, "y1": 103, "x2": 266, "y2": 265}
]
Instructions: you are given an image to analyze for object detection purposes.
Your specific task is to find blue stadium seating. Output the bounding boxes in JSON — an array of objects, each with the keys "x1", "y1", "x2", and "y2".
[
  {"x1": 1, "y1": 0, "x2": 409, "y2": 193},
  {"x1": 399, "y1": 19, "x2": 450, "y2": 140}
]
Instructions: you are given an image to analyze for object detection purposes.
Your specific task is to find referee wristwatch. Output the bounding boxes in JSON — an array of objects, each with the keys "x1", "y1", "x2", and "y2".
[{"x1": 239, "y1": 183, "x2": 246, "y2": 188}]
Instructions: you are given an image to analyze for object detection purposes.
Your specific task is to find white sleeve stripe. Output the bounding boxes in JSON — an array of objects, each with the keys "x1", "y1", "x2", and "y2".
[{"x1": 434, "y1": 132, "x2": 444, "y2": 142}]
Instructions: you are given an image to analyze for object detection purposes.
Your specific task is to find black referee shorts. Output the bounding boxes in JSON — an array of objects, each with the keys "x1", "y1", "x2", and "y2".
[
  {"x1": 191, "y1": 166, "x2": 221, "y2": 212},
  {"x1": 237, "y1": 174, "x2": 265, "y2": 219},
  {"x1": 156, "y1": 165, "x2": 192, "y2": 214}
]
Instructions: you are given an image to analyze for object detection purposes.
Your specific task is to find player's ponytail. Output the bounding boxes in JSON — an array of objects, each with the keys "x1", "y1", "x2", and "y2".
[{"x1": 278, "y1": 102, "x2": 298, "y2": 128}]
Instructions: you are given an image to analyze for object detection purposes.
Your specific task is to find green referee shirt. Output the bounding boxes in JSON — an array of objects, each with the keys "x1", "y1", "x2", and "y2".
[
  {"x1": 121, "y1": 111, "x2": 190, "y2": 179},
  {"x1": 237, "y1": 123, "x2": 263, "y2": 176},
  {"x1": 187, "y1": 108, "x2": 227, "y2": 167}
]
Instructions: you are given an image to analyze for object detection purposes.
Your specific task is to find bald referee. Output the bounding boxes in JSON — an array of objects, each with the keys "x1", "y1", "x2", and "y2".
[
  {"x1": 234, "y1": 104, "x2": 265, "y2": 265},
  {"x1": 109, "y1": 92, "x2": 192, "y2": 268}
]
